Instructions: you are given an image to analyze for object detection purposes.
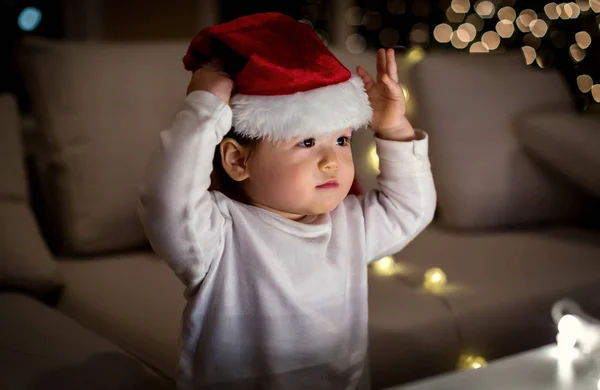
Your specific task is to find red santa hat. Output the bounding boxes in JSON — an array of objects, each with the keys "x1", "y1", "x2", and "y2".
[{"x1": 183, "y1": 12, "x2": 372, "y2": 141}]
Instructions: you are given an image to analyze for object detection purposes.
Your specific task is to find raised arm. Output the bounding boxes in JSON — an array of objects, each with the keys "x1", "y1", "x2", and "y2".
[
  {"x1": 138, "y1": 69, "x2": 234, "y2": 292},
  {"x1": 360, "y1": 133, "x2": 436, "y2": 261},
  {"x1": 355, "y1": 48, "x2": 436, "y2": 261}
]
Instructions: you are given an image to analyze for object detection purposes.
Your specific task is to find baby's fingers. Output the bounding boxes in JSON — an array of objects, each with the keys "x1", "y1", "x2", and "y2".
[
  {"x1": 386, "y1": 49, "x2": 398, "y2": 83},
  {"x1": 357, "y1": 66, "x2": 375, "y2": 90},
  {"x1": 381, "y1": 74, "x2": 404, "y2": 99}
]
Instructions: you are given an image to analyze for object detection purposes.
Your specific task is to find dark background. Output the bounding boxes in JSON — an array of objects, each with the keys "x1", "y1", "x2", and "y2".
[{"x1": 1, "y1": 0, "x2": 599, "y2": 110}]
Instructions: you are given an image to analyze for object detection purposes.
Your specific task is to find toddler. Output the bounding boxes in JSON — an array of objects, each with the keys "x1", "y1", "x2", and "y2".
[{"x1": 138, "y1": 12, "x2": 436, "y2": 390}]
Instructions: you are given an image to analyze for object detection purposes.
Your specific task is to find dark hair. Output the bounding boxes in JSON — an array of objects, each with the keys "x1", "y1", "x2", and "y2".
[{"x1": 212, "y1": 128, "x2": 258, "y2": 202}]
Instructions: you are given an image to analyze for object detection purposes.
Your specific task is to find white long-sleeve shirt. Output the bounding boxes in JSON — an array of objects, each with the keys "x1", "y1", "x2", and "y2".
[{"x1": 138, "y1": 91, "x2": 436, "y2": 390}]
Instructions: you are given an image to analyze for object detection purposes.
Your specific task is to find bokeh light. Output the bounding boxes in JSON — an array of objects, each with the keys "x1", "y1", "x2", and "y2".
[
  {"x1": 475, "y1": 1, "x2": 495, "y2": 18},
  {"x1": 496, "y1": 19, "x2": 515, "y2": 38},
  {"x1": 482, "y1": 31, "x2": 500, "y2": 50},
  {"x1": 18, "y1": 7, "x2": 42, "y2": 32},
  {"x1": 577, "y1": 74, "x2": 593, "y2": 93},
  {"x1": 575, "y1": 31, "x2": 592, "y2": 49},
  {"x1": 434, "y1": 23, "x2": 453, "y2": 43}
]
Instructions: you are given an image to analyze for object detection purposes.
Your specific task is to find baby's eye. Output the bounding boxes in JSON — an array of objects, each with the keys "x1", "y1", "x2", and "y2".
[
  {"x1": 337, "y1": 136, "x2": 351, "y2": 146},
  {"x1": 298, "y1": 138, "x2": 316, "y2": 148}
]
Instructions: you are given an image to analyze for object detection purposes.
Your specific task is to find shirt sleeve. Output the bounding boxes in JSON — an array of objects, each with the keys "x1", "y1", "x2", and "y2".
[
  {"x1": 358, "y1": 131, "x2": 437, "y2": 262},
  {"x1": 137, "y1": 91, "x2": 232, "y2": 292}
]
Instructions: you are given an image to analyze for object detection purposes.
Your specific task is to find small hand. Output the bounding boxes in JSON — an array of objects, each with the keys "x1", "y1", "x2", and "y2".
[
  {"x1": 357, "y1": 48, "x2": 415, "y2": 140},
  {"x1": 187, "y1": 67, "x2": 235, "y2": 105}
]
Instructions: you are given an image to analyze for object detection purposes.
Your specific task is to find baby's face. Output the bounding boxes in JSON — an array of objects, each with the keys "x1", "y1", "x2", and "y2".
[{"x1": 243, "y1": 128, "x2": 355, "y2": 220}]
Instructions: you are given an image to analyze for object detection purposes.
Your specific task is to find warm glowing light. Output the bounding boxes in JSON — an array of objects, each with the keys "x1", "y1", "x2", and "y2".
[
  {"x1": 372, "y1": 256, "x2": 397, "y2": 276},
  {"x1": 517, "y1": 9, "x2": 537, "y2": 32},
  {"x1": 451, "y1": 0, "x2": 471, "y2": 13},
  {"x1": 482, "y1": 31, "x2": 500, "y2": 49},
  {"x1": 577, "y1": 0, "x2": 590, "y2": 12},
  {"x1": 575, "y1": 31, "x2": 592, "y2": 49},
  {"x1": 545, "y1": 2, "x2": 560, "y2": 19},
  {"x1": 470, "y1": 41, "x2": 489, "y2": 52},
  {"x1": 451, "y1": 32, "x2": 469, "y2": 48},
  {"x1": 569, "y1": 44, "x2": 586, "y2": 62},
  {"x1": 457, "y1": 354, "x2": 487, "y2": 370},
  {"x1": 530, "y1": 19, "x2": 548, "y2": 37},
  {"x1": 367, "y1": 143, "x2": 379, "y2": 173},
  {"x1": 496, "y1": 19, "x2": 515, "y2": 38},
  {"x1": 433, "y1": 23, "x2": 453, "y2": 43},
  {"x1": 592, "y1": 85, "x2": 600, "y2": 102},
  {"x1": 591, "y1": 0, "x2": 600, "y2": 13},
  {"x1": 423, "y1": 267, "x2": 447, "y2": 292},
  {"x1": 498, "y1": 6, "x2": 516, "y2": 21},
  {"x1": 522, "y1": 46, "x2": 537, "y2": 65},
  {"x1": 475, "y1": 1, "x2": 495, "y2": 18},
  {"x1": 577, "y1": 74, "x2": 593, "y2": 93},
  {"x1": 405, "y1": 46, "x2": 426, "y2": 65},
  {"x1": 457, "y1": 23, "x2": 477, "y2": 42}
]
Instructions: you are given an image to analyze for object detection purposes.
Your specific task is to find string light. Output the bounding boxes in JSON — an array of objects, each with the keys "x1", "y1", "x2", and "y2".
[
  {"x1": 552, "y1": 299, "x2": 600, "y2": 357},
  {"x1": 423, "y1": 267, "x2": 447, "y2": 293},
  {"x1": 457, "y1": 354, "x2": 488, "y2": 370},
  {"x1": 372, "y1": 256, "x2": 400, "y2": 276},
  {"x1": 404, "y1": 46, "x2": 425, "y2": 65},
  {"x1": 367, "y1": 143, "x2": 379, "y2": 173}
]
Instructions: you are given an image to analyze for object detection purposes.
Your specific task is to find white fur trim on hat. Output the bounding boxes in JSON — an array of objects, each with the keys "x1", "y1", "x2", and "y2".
[{"x1": 230, "y1": 75, "x2": 372, "y2": 140}]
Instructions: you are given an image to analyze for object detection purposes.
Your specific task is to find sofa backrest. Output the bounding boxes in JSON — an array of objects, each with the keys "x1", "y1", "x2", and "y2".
[
  {"x1": 19, "y1": 38, "x2": 190, "y2": 255},
  {"x1": 411, "y1": 51, "x2": 594, "y2": 229},
  {"x1": 0, "y1": 93, "x2": 63, "y2": 293}
]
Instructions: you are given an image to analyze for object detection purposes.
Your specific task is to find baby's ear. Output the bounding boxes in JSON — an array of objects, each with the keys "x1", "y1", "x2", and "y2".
[{"x1": 220, "y1": 138, "x2": 251, "y2": 182}]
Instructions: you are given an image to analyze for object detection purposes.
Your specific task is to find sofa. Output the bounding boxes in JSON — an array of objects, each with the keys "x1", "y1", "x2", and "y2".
[{"x1": 1, "y1": 37, "x2": 599, "y2": 390}]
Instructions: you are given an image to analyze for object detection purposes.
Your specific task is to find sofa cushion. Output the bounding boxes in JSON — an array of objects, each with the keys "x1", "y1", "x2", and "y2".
[
  {"x1": 0, "y1": 93, "x2": 62, "y2": 294},
  {"x1": 0, "y1": 293, "x2": 173, "y2": 390},
  {"x1": 55, "y1": 253, "x2": 185, "y2": 379},
  {"x1": 411, "y1": 52, "x2": 593, "y2": 228},
  {"x1": 19, "y1": 38, "x2": 190, "y2": 255},
  {"x1": 516, "y1": 111, "x2": 600, "y2": 198},
  {"x1": 0, "y1": 202, "x2": 63, "y2": 293},
  {"x1": 394, "y1": 224, "x2": 600, "y2": 360},
  {"x1": 54, "y1": 251, "x2": 460, "y2": 387}
]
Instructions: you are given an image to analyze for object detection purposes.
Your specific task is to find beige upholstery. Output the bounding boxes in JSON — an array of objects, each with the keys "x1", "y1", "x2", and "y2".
[
  {"x1": 411, "y1": 52, "x2": 593, "y2": 228},
  {"x1": 0, "y1": 94, "x2": 28, "y2": 200},
  {"x1": 55, "y1": 252, "x2": 460, "y2": 387},
  {"x1": 0, "y1": 93, "x2": 62, "y2": 294},
  {"x1": 0, "y1": 203, "x2": 63, "y2": 293},
  {"x1": 19, "y1": 38, "x2": 191, "y2": 255},
  {"x1": 393, "y1": 225, "x2": 600, "y2": 359},
  {"x1": 517, "y1": 111, "x2": 600, "y2": 198},
  {"x1": 0, "y1": 293, "x2": 173, "y2": 390},
  {"x1": 55, "y1": 253, "x2": 185, "y2": 379}
]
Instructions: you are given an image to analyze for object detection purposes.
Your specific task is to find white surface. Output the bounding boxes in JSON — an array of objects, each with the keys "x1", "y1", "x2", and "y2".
[{"x1": 389, "y1": 345, "x2": 600, "y2": 390}]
